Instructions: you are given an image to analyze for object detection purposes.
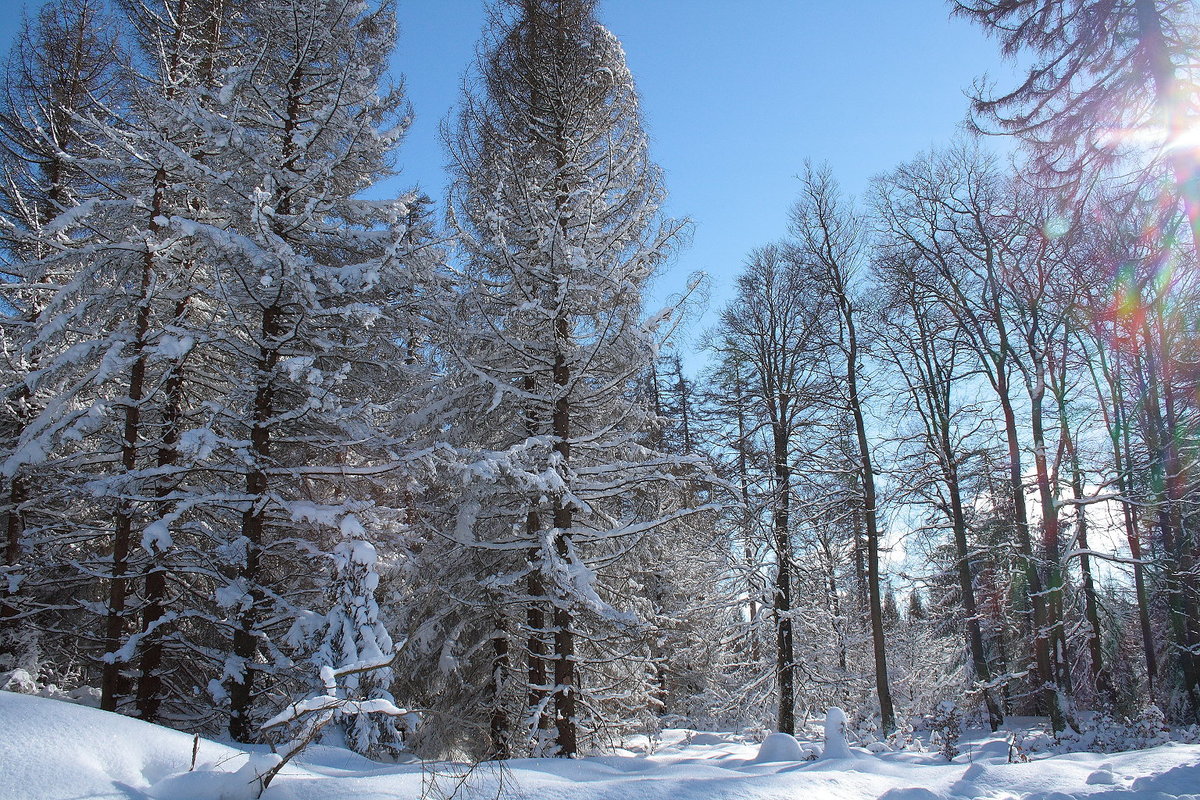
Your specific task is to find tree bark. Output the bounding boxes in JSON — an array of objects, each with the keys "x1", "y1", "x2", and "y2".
[
  {"x1": 551, "y1": 307, "x2": 576, "y2": 756},
  {"x1": 997, "y1": 375, "x2": 1064, "y2": 730},
  {"x1": 135, "y1": 297, "x2": 188, "y2": 722},
  {"x1": 101, "y1": 168, "x2": 166, "y2": 712},
  {"x1": 227, "y1": 302, "x2": 279, "y2": 743},
  {"x1": 1028, "y1": 363, "x2": 1072, "y2": 703},
  {"x1": 771, "y1": 423, "x2": 794, "y2": 735},
  {"x1": 490, "y1": 613, "x2": 511, "y2": 759},
  {"x1": 842, "y1": 284, "x2": 895, "y2": 734}
]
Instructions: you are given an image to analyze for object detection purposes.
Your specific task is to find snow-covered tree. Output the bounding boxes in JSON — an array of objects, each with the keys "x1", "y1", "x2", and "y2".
[
  {"x1": 440, "y1": 0, "x2": 715, "y2": 757},
  {"x1": 309, "y1": 531, "x2": 404, "y2": 756},
  {"x1": 709, "y1": 244, "x2": 836, "y2": 735},
  {"x1": 178, "y1": 0, "x2": 429, "y2": 741},
  {"x1": 0, "y1": 0, "x2": 232, "y2": 714},
  {"x1": 0, "y1": 0, "x2": 126, "y2": 676},
  {"x1": 0, "y1": 0, "x2": 433, "y2": 739}
]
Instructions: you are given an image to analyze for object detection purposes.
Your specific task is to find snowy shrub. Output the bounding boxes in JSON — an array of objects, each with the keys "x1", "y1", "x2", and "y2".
[
  {"x1": 254, "y1": 661, "x2": 409, "y2": 797},
  {"x1": 1172, "y1": 724, "x2": 1200, "y2": 745},
  {"x1": 1131, "y1": 705, "x2": 1170, "y2": 748},
  {"x1": 1055, "y1": 705, "x2": 1179, "y2": 754},
  {"x1": 309, "y1": 535, "x2": 407, "y2": 759},
  {"x1": 886, "y1": 720, "x2": 924, "y2": 753},
  {"x1": 1007, "y1": 730, "x2": 1031, "y2": 763},
  {"x1": 1067, "y1": 710, "x2": 1112, "y2": 752},
  {"x1": 847, "y1": 706, "x2": 881, "y2": 747},
  {"x1": 930, "y1": 700, "x2": 961, "y2": 761},
  {"x1": 0, "y1": 668, "x2": 100, "y2": 707},
  {"x1": 0, "y1": 668, "x2": 36, "y2": 694}
]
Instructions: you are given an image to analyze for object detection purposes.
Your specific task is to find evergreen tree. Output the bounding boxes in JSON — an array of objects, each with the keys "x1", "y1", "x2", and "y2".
[
  {"x1": 311, "y1": 531, "x2": 404, "y2": 757},
  {"x1": 0, "y1": 0, "x2": 127, "y2": 676},
  {"x1": 185, "y1": 0, "x2": 426, "y2": 741},
  {"x1": 443, "y1": 0, "x2": 713, "y2": 756}
]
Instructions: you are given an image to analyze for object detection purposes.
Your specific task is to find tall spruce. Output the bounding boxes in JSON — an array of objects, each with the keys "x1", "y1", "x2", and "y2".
[
  {"x1": 445, "y1": 0, "x2": 710, "y2": 756},
  {"x1": 0, "y1": 0, "x2": 126, "y2": 671}
]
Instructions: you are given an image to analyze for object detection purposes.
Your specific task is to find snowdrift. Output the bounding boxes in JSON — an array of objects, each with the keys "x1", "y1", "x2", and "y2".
[{"x1": 3, "y1": 690, "x2": 1200, "y2": 800}]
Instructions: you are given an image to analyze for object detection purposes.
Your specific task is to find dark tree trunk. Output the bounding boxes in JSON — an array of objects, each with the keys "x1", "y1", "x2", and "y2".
[
  {"x1": 490, "y1": 614, "x2": 511, "y2": 759},
  {"x1": 997, "y1": 375, "x2": 1064, "y2": 731},
  {"x1": 1028, "y1": 366, "x2": 1072, "y2": 703},
  {"x1": 551, "y1": 310, "x2": 576, "y2": 756},
  {"x1": 135, "y1": 298, "x2": 188, "y2": 722},
  {"x1": 101, "y1": 169, "x2": 166, "y2": 712},
  {"x1": 1097, "y1": 336, "x2": 1159, "y2": 698},
  {"x1": 772, "y1": 423, "x2": 794, "y2": 735},
  {"x1": 947, "y1": 462, "x2": 1002, "y2": 730},
  {"x1": 1137, "y1": 321, "x2": 1200, "y2": 719},
  {"x1": 526, "y1": 544, "x2": 551, "y2": 743},
  {"x1": 228, "y1": 304, "x2": 280, "y2": 743},
  {"x1": 524, "y1": 368, "x2": 551, "y2": 744},
  {"x1": 843, "y1": 293, "x2": 894, "y2": 734},
  {"x1": 1052, "y1": 346, "x2": 1113, "y2": 709},
  {"x1": 1, "y1": 470, "x2": 25, "y2": 625}
]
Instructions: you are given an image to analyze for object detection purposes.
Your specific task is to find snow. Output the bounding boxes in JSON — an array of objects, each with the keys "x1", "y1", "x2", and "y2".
[
  {"x1": 142, "y1": 519, "x2": 174, "y2": 554},
  {"x1": 4, "y1": 691, "x2": 1200, "y2": 800},
  {"x1": 152, "y1": 334, "x2": 195, "y2": 360},
  {"x1": 0, "y1": 691, "x2": 242, "y2": 800},
  {"x1": 753, "y1": 731, "x2": 807, "y2": 762},
  {"x1": 825, "y1": 706, "x2": 854, "y2": 759}
]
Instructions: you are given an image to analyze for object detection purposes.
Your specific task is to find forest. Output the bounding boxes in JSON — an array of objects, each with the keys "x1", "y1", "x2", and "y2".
[{"x1": 0, "y1": 0, "x2": 1198, "y2": 773}]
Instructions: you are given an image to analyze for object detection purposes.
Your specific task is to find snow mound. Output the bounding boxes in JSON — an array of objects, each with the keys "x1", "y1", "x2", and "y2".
[
  {"x1": 0, "y1": 690, "x2": 243, "y2": 800},
  {"x1": 823, "y1": 706, "x2": 854, "y2": 759},
  {"x1": 878, "y1": 789, "x2": 940, "y2": 800},
  {"x1": 754, "y1": 731, "x2": 806, "y2": 762},
  {"x1": 687, "y1": 731, "x2": 732, "y2": 746}
]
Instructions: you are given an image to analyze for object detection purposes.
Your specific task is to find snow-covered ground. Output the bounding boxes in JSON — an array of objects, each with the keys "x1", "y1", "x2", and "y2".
[{"x1": 2, "y1": 690, "x2": 1199, "y2": 800}]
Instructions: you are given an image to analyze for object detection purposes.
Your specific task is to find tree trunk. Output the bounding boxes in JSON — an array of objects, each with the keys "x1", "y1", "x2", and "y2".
[
  {"x1": 996, "y1": 374, "x2": 1064, "y2": 731},
  {"x1": 1137, "y1": 320, "x2": 1200, "y2": 719},
  {"x1": 135, "y1": 296, "x2": 188, "y2": 722},
  {"x1": 526, "y1": 530, "x2": 551, "y2": 747},
  {"x1": 1, "y1": 464, "x2": 26, "y2": 625},
  {"x1": 843, "y1": 293, "x2": 894, "y2": 734},
  {"x1": 1094, "y1": 333, "x2": 1158, "y2": 698},
  {"x1": 771, "y1": 423, "x2": 794, "y2": 735},
  {"x1": 1052, "y1": 346, "x2": 1113, "y2": 710},
  {"x1": 733, "y1": 367, "x2": 759, "y2": 641},
  {"x1": 490, "y1": 613, "x2": 511, "y2": 759},
  {"x1": 101, "y1": 169, "x2": 166, "y2": 712},
  {"x1": 551, "y1": 309, "x2": 576, "y2": 756},
  {"x1": 228, "y1": 304, "x2": 279, "y2": 743},
  {"x1": 523, "y1": 369, "x2": 551, "y2": 746},
  {"x1": 947, "y1": 461, "x2": 1002, "y2": 730},
  {"x1": 1028, "y1": 365, "x2": 1072, "y2": 707}
]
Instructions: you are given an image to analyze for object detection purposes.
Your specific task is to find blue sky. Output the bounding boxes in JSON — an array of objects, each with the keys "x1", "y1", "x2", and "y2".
[
  {"x1": 1, "y1": 0, "x2": 1014, "y2": 351},
  {"x1": 393, "y1": 1, "x2": 1015, "y2": 349}
]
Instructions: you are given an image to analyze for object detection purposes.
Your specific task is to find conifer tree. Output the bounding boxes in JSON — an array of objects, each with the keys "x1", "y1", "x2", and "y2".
[
  {"x1": 0, "y1": 0, "x2": 126, "y2": 674},
  {"x1": 311, "y1": 531, "x2": 404, "y2": 756},
  {"x1": 0, "y1": 0, "x2": 429, "y2": 738},
  {"x1": 184, "y1": 0, "x2": 426, "y2": 741},
  {"x1": 445, "y1": 0, "x2": 712, "y2": 756}
]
